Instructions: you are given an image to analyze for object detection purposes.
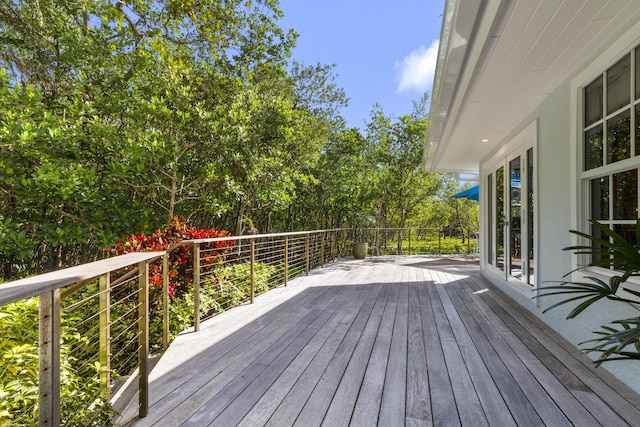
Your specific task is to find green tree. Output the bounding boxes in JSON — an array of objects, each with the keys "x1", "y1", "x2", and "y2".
[
  {"x1": 364, "y1": 94, "x2": 445, "y2": 246},
  {"x1": 0, "y1": 0, "x2": 353, "y2": 277}
]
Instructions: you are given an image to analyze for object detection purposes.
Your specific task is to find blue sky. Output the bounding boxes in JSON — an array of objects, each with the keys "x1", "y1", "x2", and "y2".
[{"x1": 278, "y1": 0, "x2": 445, "y2": 129}]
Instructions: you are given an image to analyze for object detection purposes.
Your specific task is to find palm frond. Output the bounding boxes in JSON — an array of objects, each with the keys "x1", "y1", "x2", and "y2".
[
  {"x1": 565, "y1": 219, "x2": 640, "y2": 279},
  {"x1": 536, "y1": 276, "x2": 624, "y2": 318},
  {"x1": 579, "y1": 319, "x2": 640, "y2": 366}
]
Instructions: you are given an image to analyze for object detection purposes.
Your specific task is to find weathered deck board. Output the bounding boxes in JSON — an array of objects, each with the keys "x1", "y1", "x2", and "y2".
[
  {"x1": 458, "y1": 274, "x2": 634, "y2": 426},
  {"x1": 124, "y1": 256, "x2": 640, "y2": 427}
]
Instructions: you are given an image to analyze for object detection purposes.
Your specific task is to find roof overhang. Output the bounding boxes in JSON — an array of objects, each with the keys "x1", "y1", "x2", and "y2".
[{"x1": 424, "y1": 0, "x2": 640, "y2": 173}]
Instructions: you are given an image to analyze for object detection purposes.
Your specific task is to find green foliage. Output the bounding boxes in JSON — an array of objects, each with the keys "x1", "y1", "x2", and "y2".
[
  {"x1": 0, "y1": 298, "x2": 115, "y2": 426},
  {"x1": 0, "y1": 0, "x2": 346, "y2": 278},
  {"x1": 161, "y1": 261, "x2": 278, "y2": 339},
  {"x1": 537, "y1": 219, "x2": 640, "y2": 365}
]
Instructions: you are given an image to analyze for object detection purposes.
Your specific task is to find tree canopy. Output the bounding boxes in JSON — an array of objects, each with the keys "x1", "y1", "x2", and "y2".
[{"x1": 0, "y1": 0, "x2": 476, "y2": 279}]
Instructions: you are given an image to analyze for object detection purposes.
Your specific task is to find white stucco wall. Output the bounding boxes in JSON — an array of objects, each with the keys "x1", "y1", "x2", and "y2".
[{"x1": 480, "y1": 79, "x2": 640, "y2": 392}]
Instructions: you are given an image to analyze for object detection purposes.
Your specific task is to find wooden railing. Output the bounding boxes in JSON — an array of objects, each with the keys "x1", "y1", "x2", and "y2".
[
  {"x1": 0, "y1": 227, "x2": 476, "y2": 426},
  {"x1": 0, "y1": 230, "x2": 339, "y2": 426},
  {"x1": 0, "y1": 252, "x2": 164, "y2": 426}
]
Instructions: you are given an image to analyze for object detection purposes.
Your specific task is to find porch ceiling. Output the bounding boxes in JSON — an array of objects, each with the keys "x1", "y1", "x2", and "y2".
[{"x1": 424, "y1": 0, "x2": 640, "y2": 173}]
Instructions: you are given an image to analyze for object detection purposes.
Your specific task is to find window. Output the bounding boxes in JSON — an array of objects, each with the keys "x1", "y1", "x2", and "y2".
[{"x1": 582, "y1": 48, "x2": 640, "y2": 265}]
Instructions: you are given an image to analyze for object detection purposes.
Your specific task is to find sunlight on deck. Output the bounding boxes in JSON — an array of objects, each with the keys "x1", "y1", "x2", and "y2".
[{"x1": 118, "y1": 256, "x2": 640, "y2": 427}]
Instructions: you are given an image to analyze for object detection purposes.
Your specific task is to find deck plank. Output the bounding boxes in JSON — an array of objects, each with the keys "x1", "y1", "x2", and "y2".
[
  {"x1": 142, "y1": 287, "x2": 348, "y2": 426},
  {"x1": 417, "y1": 271, "x2": 460, "y2": 426},
  {"x1": 292, "y1": 280, "x2": 391, "y2": 426},
  {"x1": 461, "y1": 275, "x2": 635, "y2": 426},
  {"x1": 451, "y1": 276, "x2": 603, "y2": 426},
  {"x1": 427, "y1": 280, "x2": 488, "y2": 427},
  {"x1": 264, "y1": 283, "x2": 384, "y2": 426},
  {"x1": 234, "y1": 286, "x2": 372, "y2": 427},
  {"x1": 378, "y1": 276, "x2": 409, "y2": 426},
  {"x1": 125, "y1": 256, "x2": 640, "y2": 427},
  {"x1": 435, "y1": 279, "x2": 516, "y2": 426},
  {"x1": 320, "y1": 280, "x2": 394, "y2": 426},
  {"x1": 349, "y1": 274, "x2": 401, "y2": 425},
  {"x1": 404, "y1": 281, "x2": 431, "y2": 424},
  {"x1": 199, "y1": 285, "x2": 367, "y2": 427}
]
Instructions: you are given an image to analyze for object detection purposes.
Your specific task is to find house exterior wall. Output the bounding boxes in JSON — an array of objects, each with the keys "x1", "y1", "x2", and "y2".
[{"x1": 479, "y1": 54, "x2": 640, "y2": 392}]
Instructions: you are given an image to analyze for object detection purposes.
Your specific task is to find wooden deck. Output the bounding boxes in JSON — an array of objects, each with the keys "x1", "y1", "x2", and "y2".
[{"x1": 121, "y1": 256, "x2": 640, "y2": 426}]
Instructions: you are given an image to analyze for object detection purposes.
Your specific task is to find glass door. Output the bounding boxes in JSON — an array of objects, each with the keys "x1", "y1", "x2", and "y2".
[
  {"x1": 509, "y1": 156, "x2": 522, "y2": 279},
  {"x1": 496, "y1": 167, "x2": 505, "y2": 272},
  {"x1": 486, "y1": 148, "x2": 535, "y2": 286}
]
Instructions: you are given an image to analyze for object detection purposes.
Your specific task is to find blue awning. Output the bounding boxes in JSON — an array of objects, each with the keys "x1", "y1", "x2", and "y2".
[{"x1": 451, "y1": 185, "x2": 479, "y2": 201}]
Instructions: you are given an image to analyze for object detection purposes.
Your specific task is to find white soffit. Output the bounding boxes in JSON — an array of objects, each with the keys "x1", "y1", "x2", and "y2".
[{"x1": 425, "y1": 0, "x2": 640, "y2": 173}]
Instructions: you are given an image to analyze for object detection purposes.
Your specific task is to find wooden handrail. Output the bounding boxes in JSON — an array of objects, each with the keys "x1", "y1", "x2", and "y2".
[{"x1": 0, "y1": 252, "x2": 164, "y2": 307}]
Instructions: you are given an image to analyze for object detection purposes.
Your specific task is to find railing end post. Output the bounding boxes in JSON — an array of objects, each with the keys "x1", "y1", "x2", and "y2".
[
  {"x1": 193, "y1": 243, "x2": 201, "y2": 332},
  {"x1": 39, "y1": 289, "x2": 61, "y2": 427},
  {"x1": 250, "y1": 238, "x2": 255, "y2": 303}
]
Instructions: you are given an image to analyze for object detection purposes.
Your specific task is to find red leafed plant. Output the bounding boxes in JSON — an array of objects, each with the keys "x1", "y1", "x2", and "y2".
[{"x1": 107, "y1": 216, "x2": 235, "y2": 304}]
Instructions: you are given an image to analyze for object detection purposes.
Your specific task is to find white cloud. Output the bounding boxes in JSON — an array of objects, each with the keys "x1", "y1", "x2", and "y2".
[{"x1": 396, "y1": 40, "x2": 439, "y2": 93}]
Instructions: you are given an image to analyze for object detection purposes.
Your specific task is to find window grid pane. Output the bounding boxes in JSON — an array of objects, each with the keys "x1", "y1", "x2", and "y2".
[
  {"x1": 585, "y1": 77, "x2": 603, "y2": 126},
  {"x1": 590, "y1": 176, "x2": 609, "y2": 220},
  {"x1": 636, "y1": 46, "x2": 640, "y2": 100},
  {"x1": 613, "y1": 169, "x2": 638, "y2": 219},
  {"x1": 613, "y1": 224, "x2": 637, "y2": 270},
  {"x1": 607, "y1": 54, "x2": 631, "y2": 115},
  {"x1": 635, "y1": 104, "x2": 640, "y2": 156},
  {"x1": 585, "y1": 125, "x2": 603, "y2": 170},
  {"x1": 607, "y1": 109, "x2": 631, "y2": 164}
]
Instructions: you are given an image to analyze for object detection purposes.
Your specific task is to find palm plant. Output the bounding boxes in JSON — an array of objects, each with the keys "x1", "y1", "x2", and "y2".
[{"x1": 536, "y1": 219, "x2": 640, "y2": 365}]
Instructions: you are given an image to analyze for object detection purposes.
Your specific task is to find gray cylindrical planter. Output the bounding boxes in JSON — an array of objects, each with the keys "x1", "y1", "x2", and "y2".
[{"x1": 352, "y1": 242, "x2": 368, "y2": 259}]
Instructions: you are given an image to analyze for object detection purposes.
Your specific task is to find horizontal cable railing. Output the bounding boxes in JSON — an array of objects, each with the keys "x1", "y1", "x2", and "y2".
[
  {"x1": 0, "y1": 252, "x2": 163, "y2": 426},
  {"x1": 0, "y1": 227, "x2": 476, "y2": 426},
  {"x1": 339, "y1": 227, "x2": 478, "y2": 256}
]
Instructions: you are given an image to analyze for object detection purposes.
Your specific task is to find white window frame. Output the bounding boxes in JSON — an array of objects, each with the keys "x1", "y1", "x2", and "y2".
[{"x1": 570, "y1": 19, "x2": 640, "y2": 292}]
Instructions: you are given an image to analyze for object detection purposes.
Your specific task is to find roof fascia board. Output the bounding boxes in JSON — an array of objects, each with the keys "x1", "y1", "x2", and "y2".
[
  {"x1": 424, "y1": 0, "x2": 507, "y2": 171},
  {"x1": 423, "y1": 0, "x2": 458, "y2": 169}
]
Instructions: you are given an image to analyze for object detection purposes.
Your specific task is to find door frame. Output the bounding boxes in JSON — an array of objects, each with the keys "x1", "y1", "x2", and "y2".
[{"x1": 481, "y1": 121, "x2": 538, "y2": 291}]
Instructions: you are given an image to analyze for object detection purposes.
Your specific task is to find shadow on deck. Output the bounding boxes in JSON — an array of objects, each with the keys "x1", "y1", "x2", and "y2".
[{"x1": 119, "y1": 256, "x2": 640, "y2": 426}]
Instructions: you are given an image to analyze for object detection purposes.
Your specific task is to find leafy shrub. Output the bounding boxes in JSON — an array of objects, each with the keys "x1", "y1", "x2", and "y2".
[
  {"x1": 107, "y1": 216, "x2": 235, "y2": 351},
  {"x1": 0, "y1": 298, "x2": 115, "y2": 426},
  {"x1": 107, "y1": 215, "x2": 235, "y2": 304}
]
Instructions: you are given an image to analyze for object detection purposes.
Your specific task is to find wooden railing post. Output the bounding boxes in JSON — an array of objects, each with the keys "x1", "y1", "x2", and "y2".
[
  {"x1": 305, "y1": 234, "x2": 310, "y2": 275},
  {"x1": 250, "y1": 238, "x2": 255, "y2": 303},
  {"x1": 99, "y1": 274, "x2": 111, "y2": 401},
  {"x1": 320, "y1": 232, "x2": 325, "y2": 268},
  {"x1": 284, "y1": 236, "x2": 288, "y2": 287},
  {"x1": 138, "y1": 261, "x2": 150, "y2": 418},
  {"x1": 193, "y1": 243, "x2": 201, "y2": 332},
  {"x1": 39, "y1": 289, "x2": 61, "y2": 427},
  {"x1": 331, "y1": 231, "x2": 335, "y2": 262},
  {"x1": 162, "y1": 253, "x2": 169, "y2": 351}
]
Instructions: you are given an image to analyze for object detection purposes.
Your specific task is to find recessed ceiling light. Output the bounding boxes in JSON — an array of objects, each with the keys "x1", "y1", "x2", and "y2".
[{"x1": 481, "y1": 138, "x2": 489, "y2": 143}]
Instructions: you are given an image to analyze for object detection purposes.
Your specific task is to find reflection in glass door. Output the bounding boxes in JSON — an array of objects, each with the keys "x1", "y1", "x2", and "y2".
[
  {"x1": 509, "y1": 157, "x2": 522, "y2": 279},
  {"x1": 496, "y1": 167, "x2": 505, "y2": 272}
]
